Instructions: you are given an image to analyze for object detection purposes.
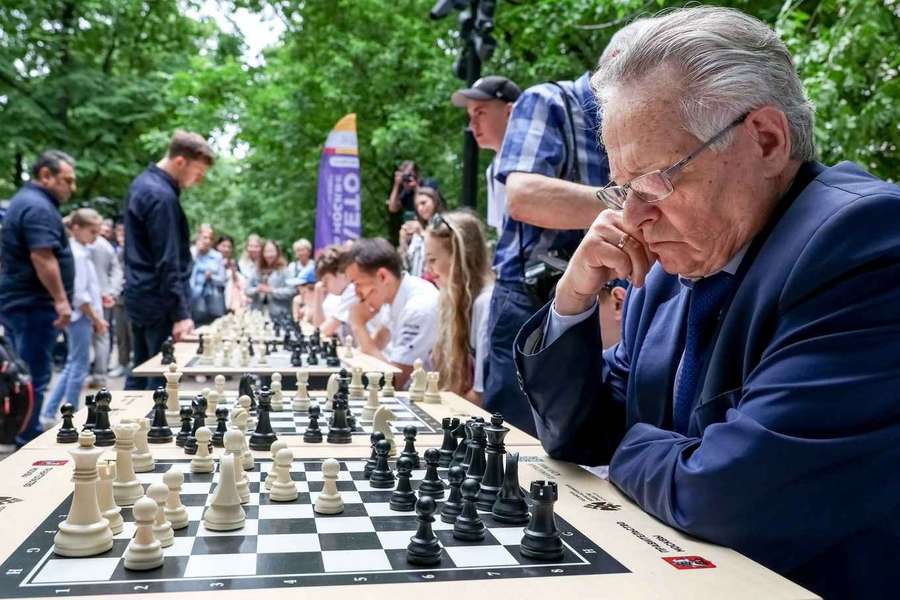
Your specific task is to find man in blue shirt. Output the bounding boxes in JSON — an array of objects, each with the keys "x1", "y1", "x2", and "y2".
[
  {"x1": 123, "y1": 130, "x2": 214, "y2": 390},
  {"x1": 483, "y1": 71, "x2": 610, "y2": 435},
  {"x1": 0, "y1": 150, "x2": 77, "y2": 445}
]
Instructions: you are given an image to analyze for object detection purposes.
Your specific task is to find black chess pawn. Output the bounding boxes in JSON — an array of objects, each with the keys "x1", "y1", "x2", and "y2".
[
  {"x1": 452, "y1": 478, "x2": 485, "y2": 541},
  {"x1": 249, "y1": 387, "x2": 278, "y2": 451},
  {"x1": 196, "y1": 333, "x2": 205, "y2": 356},
  {"x1": 325, "y1": 338, "x2": 340, "y2": 367},
  {"x1": 406, "y1": 496, "x2": 442, "y2": 566},
  {"x1": 303, "y1": 403, "x2": 323, "y2": 443},
  {"x1": 160, "y1": 336, "x2": 175, "y2": 365},
  {"x1": 466, "y1": 422, "x2": 487, "y2": 484},
  {"x1": 440, "y1": 466, "x2": 465, "y2": 524},
  {"x1": 364, "y1": 431, "x2": 386, "y2": 479},
  {"x1": 175, "y1": 406, "x2": 193, "y2": 447},
  {"x1": 449, "y1": 419, "x2": 468, "y2": 469},
  {"x1": 92, "y1": 389, "x2": 116, "y2": 446},
  {"x1": 81, "y1": 394, "x2": 97, "y2": 431},
  {"x1": 438, "y1": 417, "x2": 459, "y2": 468},
  {"x1": 520, "y1": 481, "x2": 564, "y2": 561},
  {"x1": 417, "y1": 448, "x2": 445, "y2": 499},
  {"x1": 369, "y1": 439, "x2": 395, "y2": 489},
  {"x1": 390, "y1": 456, "x2": 417, "y2": 512},
  {"x1": 56, "y1": 403, "x2": 78, "y2": 443},
  {"x1": 326, "y1": 393, "x2": 352, "y2": 444},
  {"x1": 306, "y1": 346, "x2": 318, "y2": 366},
  {"x1": 211, "y1": 406, "x2": 229, "y2": 448},
  {"x1": 491, "y1": 451, "x2": 530, "y2": 524},
  {"x1": 400, "y1": 425, "x2": 420, "y2": 469},
  {"x1": 476, "y1": 413, "x2": 508, "y2": 510},
  {"x1": 147, "y1": 387, "x2": 173, "y2": 444}
]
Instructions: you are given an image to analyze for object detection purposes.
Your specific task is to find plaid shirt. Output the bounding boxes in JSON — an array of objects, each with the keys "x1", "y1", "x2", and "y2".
[{"x1": 493, "y1": 72, "x2": 610, "y2": 284}]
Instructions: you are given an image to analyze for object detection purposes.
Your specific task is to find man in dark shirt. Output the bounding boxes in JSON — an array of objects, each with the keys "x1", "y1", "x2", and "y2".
[
  {"x1": 123, "y1": 130, "x2": 214, "y2": 390},
  {"x1": 0, "y1": 150, "x2": 77, "y2": 445}
]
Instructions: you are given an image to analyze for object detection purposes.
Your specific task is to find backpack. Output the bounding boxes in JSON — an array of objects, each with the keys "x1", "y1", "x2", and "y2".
[{"x1": 0, "y1": 331, "x2": 34, "y2": 445}]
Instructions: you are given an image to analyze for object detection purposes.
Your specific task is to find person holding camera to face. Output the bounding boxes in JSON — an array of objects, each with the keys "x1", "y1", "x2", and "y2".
[{"x1": 386, "y1": 161, "x2": 420, "y2": 247}]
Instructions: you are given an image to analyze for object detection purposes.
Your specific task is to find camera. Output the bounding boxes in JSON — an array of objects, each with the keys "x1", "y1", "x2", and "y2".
[
  {"x1": 401, "y1": 173, "x2": 415, "y2": 184},
  {"x1": 523, "y1": 252, "x2": 569, "y2": 306}
]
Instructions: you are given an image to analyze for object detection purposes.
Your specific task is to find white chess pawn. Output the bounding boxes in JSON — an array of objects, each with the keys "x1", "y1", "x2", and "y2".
[
  {"x1": 362, "y1": 372, "x2": 382, "y2": 420},
  {"x1": 293, "y1": 370, "x2": 310, "y2": 411},
  {"x1": 232, "y1": 411, "x2": 254, "y2": 471},
  {"x1": 269, "y1": 447, "x2": 298, "y2": 502},
  {"x1": 147, "y1": 482, "x2": 174, "y2": 547},
  {"x1": 164, "y1": 363, "x2": 183, "y2": 426},
  {"x1": 225, "y1": 428, "x2": 250, "y2": 504},
  {"x1": 270, "y1": 372, "x2": 284, "y2": 411},
  {"x1": 324, "y1": 373, "x2": 340, "y2": 411},
  {"x1": 238, "y1": 394, "x2": 256, "y2": 430},
  {"x1": 123, "y1": 496, "x2": 164, "y2": 570},
  {"x1": 424, "y1": 371, "x2": 442, "y2": 404},
  {"x1": 96, "y1": 462, "x2": 123, "y2": 534},
  {"x1": 113, "y1": 422, "x2": 143, "y2": 507},
  {"x1": 343, "y1": 335, "x2": 354, "y2": 359},
  {"x1": 190, "y1": 428, "x2": 214, "y2": 473},
  {"x1": 163, "y1": 469, "x2": 189, "y2": 530},
  {"x1": 381, "y1": 371, "x2": 396, "y2": 397},
  {"x1": 265, "y1": 440, "x2": 288, "y2": 491},
  {"x1": 314, "y1": 458, "x2": 344, "y2": 515},
  {"x1": 203, "y1": 439, "x2": 246, "y2": 531},
  {"x1": 53, "y1": 431, "x2": 114, "y2": 557},
  {"x1": 130, "y1": 418, "x2": 154, "y2": 473},
  {"x1": 214, "y1": 374, "x2": 226, "y2": 398},
  {"x1": 206, "y1": 390, "x2": 220, "y2": 426},
  {"x1": 348, "y1": 367, "x2": 365, "y2": 400}
]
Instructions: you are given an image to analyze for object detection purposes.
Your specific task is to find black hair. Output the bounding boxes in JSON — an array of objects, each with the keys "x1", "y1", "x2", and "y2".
[
  {"x1": 31, "y1": 150, "x2": 75, "y2": 179},
  {"x1": 347, "y1": 238, "x2": 402, "y2": 279}
]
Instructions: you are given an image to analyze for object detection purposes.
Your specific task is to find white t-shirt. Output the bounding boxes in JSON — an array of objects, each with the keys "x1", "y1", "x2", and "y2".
[
  {"x1": 323, "y1": 284, "x2": 388, "y2": 339},
  {"x1": 469, "y1": 284, "x2": 494, "y2": 393},
  {"x1": 384, "y1": 274, "x2": 439, "y2": 367}
]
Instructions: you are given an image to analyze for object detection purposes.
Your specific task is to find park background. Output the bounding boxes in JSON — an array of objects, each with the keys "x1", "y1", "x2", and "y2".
[{"x1": 1, "y1": 0, "x2": 898, "y2": 250}]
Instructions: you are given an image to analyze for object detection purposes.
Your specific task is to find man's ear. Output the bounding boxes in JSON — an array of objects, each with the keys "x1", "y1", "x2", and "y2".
[{"x1": 611, "y1": 286, "x2": 627, "y2": 322}]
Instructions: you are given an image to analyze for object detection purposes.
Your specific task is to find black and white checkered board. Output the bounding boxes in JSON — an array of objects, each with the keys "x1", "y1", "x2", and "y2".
[
  {"x1": 0, "y1": 458, "x2": 627, "y2": 597},
  {"x1": 151, "y1": 394, "x2": 443, "y2": 436},
  {"x1": 185, "y1": 351, "x2": 334, "y2": 369}
]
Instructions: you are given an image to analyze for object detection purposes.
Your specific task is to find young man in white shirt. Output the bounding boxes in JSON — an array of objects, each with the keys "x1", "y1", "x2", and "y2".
[{"x1": 345, "y1": 238, "x2": 439, "y2": 388}]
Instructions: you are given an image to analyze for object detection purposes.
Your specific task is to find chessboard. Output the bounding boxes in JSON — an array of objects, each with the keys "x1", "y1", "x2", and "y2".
[
  {"x1": 184, "y1": 351, "x2": 333, "y2": 370},
  {"x1": 151, "y1": 394, "x2": 443, "y2": 437},
  {"x1": 0, "y1": 457, "x2": 626, "y2": 598}
]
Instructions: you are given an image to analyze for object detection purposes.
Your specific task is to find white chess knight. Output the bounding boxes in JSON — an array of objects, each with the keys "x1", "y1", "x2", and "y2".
[
  {"x1": 361, "y1": 371, "x2": 382, "y2": 420},
  {"x1": 164, "y1": 363, "x2": 183, "y2": 426},
  {"x1": 269, "y1": 447, "x2": 298, "y2": 502},
  {"x1": 423, "y1": 371, "x2": 442, "y2": 404},
  {"x1": 409, "y1": 359, "x2": 427, "y2": 402},
  {"x1": 293, "y1": 370, "x2": 310, "y2": 411},
  {"x1": 123, "y1": 496, "x2": 164, "y2": 571},
  {"x1": 373, "y1": 405, "x2": 398, "y2": 456},
  {"x1": 314, "y1": 458, "x2": 344, "y2": 515},
  {"x1": 203, "y1": 431, "x2": 246, "y2": 531},
  {"x1": 163, "y1": 468, "x2": 189, "y2": 530},
  {"x1": 130, "y1": 417, "x2": 155, "y2": 473},
  {"x1": 53, "y1": 431, "x2": 114, "y2": 557},
  {"x1": 324, "y1": 373, "x2": 340, "y2": 411}
]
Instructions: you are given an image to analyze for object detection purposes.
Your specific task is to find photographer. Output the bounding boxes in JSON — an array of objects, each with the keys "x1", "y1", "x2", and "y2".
[{"x1": 386, "y1": 161, "x2": 420, "y2": 246}]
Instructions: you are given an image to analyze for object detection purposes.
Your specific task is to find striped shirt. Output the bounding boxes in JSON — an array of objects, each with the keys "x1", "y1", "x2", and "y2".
[{"x1": 493, "y1": 72, "x2": 610, "y2": 284}]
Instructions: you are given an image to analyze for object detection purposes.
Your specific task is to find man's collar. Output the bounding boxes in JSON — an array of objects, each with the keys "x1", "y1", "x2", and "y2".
[
  {"x1": 679, "y1": 244, "x2": 749, "y2": 288},
  {"x1": 148, "y1": 163, "x2": 181, "y2": 195},
  {"x1": 388, "y1": 273, "x2": 409, "y2": 309},
  {"x1": 25, "y1": 182, "x2": 61, "y2": 207}
]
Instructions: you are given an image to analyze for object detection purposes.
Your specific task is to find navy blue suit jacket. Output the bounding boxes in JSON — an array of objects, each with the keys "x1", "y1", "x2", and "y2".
[{"x1": 514, "y1": 162, "x2": 900, "y2": 599}]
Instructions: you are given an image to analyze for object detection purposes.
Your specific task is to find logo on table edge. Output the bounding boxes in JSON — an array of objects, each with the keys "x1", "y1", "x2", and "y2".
[
  {"x1": 663, "y1": 556, "x2": 716, "y2": 570},
  {"x1": 0, "y1": 496, "x2": 22, "y2": 505},
  {"x1": 32, "y1": 460, "x2": 68, "y2": 466}
]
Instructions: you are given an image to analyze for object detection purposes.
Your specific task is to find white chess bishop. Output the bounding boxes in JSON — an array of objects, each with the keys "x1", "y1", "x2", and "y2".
[
  {"x1": 203, "y1": 431, "x2": 246, "y2": 531},
  {"x1": 164, "y1": 363, "x2": 183, "y2": 426}
]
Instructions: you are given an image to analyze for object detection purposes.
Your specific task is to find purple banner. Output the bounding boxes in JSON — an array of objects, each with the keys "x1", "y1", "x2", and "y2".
[{"x1": 315, "y1": 113, "x2": 361, "y2": 251}]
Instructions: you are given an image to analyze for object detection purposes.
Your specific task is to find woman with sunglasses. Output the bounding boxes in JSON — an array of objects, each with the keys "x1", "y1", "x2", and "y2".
[{"x1": 424, "y1": 211, "x2": 494, "y2": 404}]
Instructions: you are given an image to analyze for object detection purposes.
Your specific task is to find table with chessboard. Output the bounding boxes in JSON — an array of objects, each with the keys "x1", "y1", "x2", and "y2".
[{"x1": 0, "y1": 443, "x2": 818, "y2": 600}]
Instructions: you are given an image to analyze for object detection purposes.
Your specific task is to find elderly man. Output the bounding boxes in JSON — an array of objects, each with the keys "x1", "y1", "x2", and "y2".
[{"x1": 514, "y1": 7, "x2": 900, "y2": 599}]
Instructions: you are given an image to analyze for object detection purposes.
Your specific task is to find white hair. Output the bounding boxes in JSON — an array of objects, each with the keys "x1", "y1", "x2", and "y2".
[
  {"x1": 293, "y1": 238, "x2": 312, "y2": 251},
  {"x1": 592, "y1": 7, "x2": 816, "y2": 161}
]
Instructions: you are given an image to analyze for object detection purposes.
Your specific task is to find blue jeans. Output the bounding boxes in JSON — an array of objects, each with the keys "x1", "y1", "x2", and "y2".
[
  {"x1": 483, "y1": 283, "x2": 540, "y2": 437},
  {"x1": 43, "y1": 317, "x2": 93, "y2": 419},
  {"x1": 0, "y1": 306, "x2": 59, "y2": 445},
  {"x1": 124, "y1": 317, "x2": 172, "y2": 391}
]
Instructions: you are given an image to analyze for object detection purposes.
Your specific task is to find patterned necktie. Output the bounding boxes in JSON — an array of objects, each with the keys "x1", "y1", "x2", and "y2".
[{"x1": 673, "y1": 272, "x2": 735, "y2": 435}]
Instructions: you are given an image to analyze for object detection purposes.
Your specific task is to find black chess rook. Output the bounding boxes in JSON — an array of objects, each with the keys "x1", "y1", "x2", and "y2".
[{"x1": 520, "y1": 481, "x2": 564, "y2": 561}]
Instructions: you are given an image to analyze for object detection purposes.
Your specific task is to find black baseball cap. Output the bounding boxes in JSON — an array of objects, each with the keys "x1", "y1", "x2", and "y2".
[{"x1": 451, "y1": 76, "x2": 521, "y2": 107}]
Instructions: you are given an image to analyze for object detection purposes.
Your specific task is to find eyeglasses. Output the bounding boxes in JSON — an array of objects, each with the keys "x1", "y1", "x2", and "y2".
[
  {"x1": 595, "y1": 113, "x2": 749, "y2": 211},
  {"x1": 430, "y1": 213, "x2": 456, "y2": 235}
]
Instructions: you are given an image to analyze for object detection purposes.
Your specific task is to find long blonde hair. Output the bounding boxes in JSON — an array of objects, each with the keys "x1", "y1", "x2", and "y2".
[{"x1": 426, "y1": 211, "x2": 493, "y2": 394}]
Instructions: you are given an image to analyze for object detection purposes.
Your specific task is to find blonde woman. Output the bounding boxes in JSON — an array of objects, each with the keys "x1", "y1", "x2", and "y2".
[{"x1": 424, "y1": 210, "x2": 494, "y2": 404}]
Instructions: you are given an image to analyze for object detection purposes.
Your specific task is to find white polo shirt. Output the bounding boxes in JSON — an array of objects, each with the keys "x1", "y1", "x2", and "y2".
[
  {"x1": 384, "y1": 274, "x2": 439, "y2": 366},
  {"x1": 323, "y1": 283, "x2": 388, "y2": 339}
]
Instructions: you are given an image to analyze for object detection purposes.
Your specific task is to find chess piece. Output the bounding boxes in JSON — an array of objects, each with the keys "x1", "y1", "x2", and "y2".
[
  {"x1": 491, "y1": 451, "x2": 530, "y2": 524},
  {"x1": 233, "y1": 410, "x2": 254, "y2": 471},
  {"x1": 364, "y1": 431, "x2": 385, "y2": 479},
  {"x1": 452, "y1": 478, "x2": 485, "y2": 541},
  {"x1": 290, "y1": 344, "x2": 304, "y2": 367},
  {"x1": 112, "y1": 422, "x2": 143, "y2": 506},
  {"x1": 214, "y1": 373, "x2": 226, "y2": 397},
  {"x1": 520, "y1": 481, "x2": 564, "y2": 561},
  {"x1": 372, "y1": 405, "x2": 397, "y2": 456},
  {"x1": 466, "y1": 421, "x2": 487, "y2": 484},
  {"x1": 197, "y1": 333, "x2": 205, "y2": 356},
  {"x1": 56, "y1": 403, "x2": 78, "y2": 443},
  {"x1": 303, "y1": 402, "x2": 323, "y2": 443},
  {"x1": 369, "y1": 439, "x2": 396, "y2": 489},
  {"x1": 96, "y1": 463, "x2": 124, "y2": 534},
  {"x1": 130, "y1": 418, "x2": 154, "y2": 473},
  {"x1": 406, "y1": 496, "x2": 442, "y2": 566},
  {"x1": 423, "y1": 372, "x2": 441, "y2": 404},
  {"x1": 270, "y1": 372, "x2": 284, "y2": 411},
  {"x1": 191, "y1": 428, "x2": 214, "y2": 473},
  {"x1": 409, "y1": 359, "x2": 427, "y2": 402},
  {"x1": 417, "y1": 448, "x2": 445, "y2": 499},
  {"x1": 164, "y1": 363, "x2": 182, "y2": 426},
  {"x1": 324, "y1": 373, "x2": 340, "y2": 411},
  {"x1": 269, "y1": 447, "x2": 298, "y2": 502},
  {"x1": 147, "y1": 482, "x2": 175, "y2": 547},
  {"x1": 361, "y1": 371, "x2": 381, "y2": 420},
  {"x1": 160, "y1": 336, "x2": 176, "y2": 365},
  {"x1": 203, "y1": 442, "x2": 246, "y2": 531},
  {"x1": 293, "y1": 370, "x2": 310, "y2": 411},
  {"x1": 184, "y1": 395, "x2": 208, "y2": 455},
  {"x1": 381, "y1": 371, "x2": 395, "y2": 397},
  {"x1": 390, "y1": 457, "x2": 416, "y2": 512},
  {"x1": 238, "y1": 374, "x2": 257, "y2": 412},
  {"x1": 400, "y1": 425, "x2": 420, "y2": 469},
  {"x1": 265, "y1": 440, "x2": 288, "y2": 490},
  {"x1": 123, "y1": 496, "x2": 165, "y2": 570},
  {"x1": 205, "y1": 389, "x2": 220, "y2": 426},
  {"x1": 449, "y1": 420, "x2": 468, "y2": 469},
  {"x1": 82, "y1": 393, "x2": 97, "y2": 431},
  {"x1": 314, "y1": 458, "x2": 344, "y2": 514},
  {"x1": 460, "y1": 417, "x2": 484, "y2": 473},
  {"x1": 348, "y1": 367, "x2": 365, "y2": 400},
  {"x1": 343, "y1": 334, "x2": 354, "y2": 359},
  {"x1": 92, "y1": 389, "x2": 116, "y2": 446},
  {"x1": 175, "y1": 406, "x2": 192, "y2": 447},
  {"x1": 211, "y1": 406, "x2": 229, "y2": 448},
  {"x1": 440, "y1": 466, "x2": 465, "y2": 524},
  {"x1": 438, "y1": 417, "x2": 460, "y2": 468},
  {"x1": 225, "y1": 428, "x2": 251, "y2": 504},
  {"x1": 326, "y1": 393, "x2": 353, "y2": 444},
  {"x1": 477, "y1": 413, "x2": 508, "y2": 511},
  {"x1": 163, "y1": 468, "x2": 189, "y2": 530},
  {"x1": 238, "y1": 393, "x2": 256, "y2": 430},
  {"x1": 249, "y1": 387, "x2": 278, "y2": 451},
  {"x1": 148, "y1": 388, "x2": 174, "y2": 444},
  {"x1": 53, "y1": 431, "x2": 114, "y2": 557}
]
